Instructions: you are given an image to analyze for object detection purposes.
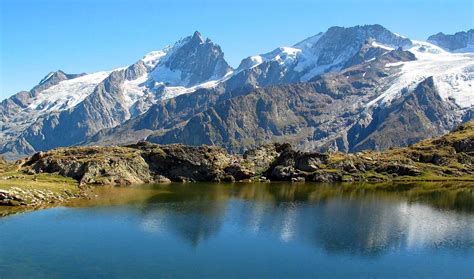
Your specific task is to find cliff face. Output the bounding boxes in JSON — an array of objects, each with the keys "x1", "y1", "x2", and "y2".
[{"x1": 18, "y1": 121, "x2": 474, "y2": 185}]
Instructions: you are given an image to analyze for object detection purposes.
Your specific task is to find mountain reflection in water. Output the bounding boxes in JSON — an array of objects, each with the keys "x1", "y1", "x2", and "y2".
[
  {"x1": 1, "y1": 182, "x2": 473, "y2": 278},
  {"x1": 68, "y1": 182, "x2": 474, "y2": 256}
]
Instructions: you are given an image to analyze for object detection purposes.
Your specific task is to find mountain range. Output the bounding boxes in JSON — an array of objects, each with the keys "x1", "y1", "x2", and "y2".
[{"x1": 1, "y1": 24, "x2": 473, "y2": 160}]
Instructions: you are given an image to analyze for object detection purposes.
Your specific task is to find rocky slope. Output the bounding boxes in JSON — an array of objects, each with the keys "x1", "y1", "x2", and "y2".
[{"x1": 16, "y1": 121, "x2": 474, "y2": 185}]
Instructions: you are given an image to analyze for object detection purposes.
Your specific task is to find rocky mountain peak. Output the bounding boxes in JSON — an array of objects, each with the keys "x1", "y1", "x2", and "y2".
[
  {"x1": 38, "y1": 70, "x2": 65, "y2": 85},
  {"x1": 427, "y1": 29, "x2": 474, "y2": 52},
  {"x1": 315, "y1": 24, "x2": 412, "y2": 55},
  {"x1": 38, "y1": 70, "x2": 86, "y2": 86},
  {"x1": 150, "y1": 31, "x2": 233, "y2": 87},
  {"x1": 191, "y1": 31, "x2": 205, "y2": 44}
]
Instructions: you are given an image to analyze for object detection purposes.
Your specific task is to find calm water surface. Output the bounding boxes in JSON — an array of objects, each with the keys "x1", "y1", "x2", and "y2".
[{"x1": 0, "y1": 182, "x2": 473, "y2": 278}]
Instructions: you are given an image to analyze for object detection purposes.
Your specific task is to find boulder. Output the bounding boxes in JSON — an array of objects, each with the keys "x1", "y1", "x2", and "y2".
[
  {"x1": 294, "y1": 152, "x2": 329, "y2": 172},
  {"x1": 271, "y1": 165, "x2": 295, "y2": 180}
]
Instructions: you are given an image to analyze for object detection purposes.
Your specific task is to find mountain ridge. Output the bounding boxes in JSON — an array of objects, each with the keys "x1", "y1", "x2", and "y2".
[{"x1": 1, "y1": 25, "x2": 473, "y2": 160}]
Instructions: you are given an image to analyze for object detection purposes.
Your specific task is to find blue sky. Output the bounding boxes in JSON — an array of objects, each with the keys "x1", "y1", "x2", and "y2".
[{"x1": 1, "y1": 0, "x2": 472, "y2": 99}]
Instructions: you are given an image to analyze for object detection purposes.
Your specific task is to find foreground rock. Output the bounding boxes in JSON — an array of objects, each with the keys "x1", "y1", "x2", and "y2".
[
  {"x1": 20, "y1": 143, "x2": 239, "y2": 185},
  {"x1": 16, "y1": 121, "x2": 474, "y2": 185}
]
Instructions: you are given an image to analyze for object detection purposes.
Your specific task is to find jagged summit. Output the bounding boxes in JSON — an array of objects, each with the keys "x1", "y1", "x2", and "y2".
[
  {"x1": 150, "y1": 31, "x2": 232, "y2": 87},
  {"x1": 191, "y1": 30, "x2": 204, "y2": 43}
]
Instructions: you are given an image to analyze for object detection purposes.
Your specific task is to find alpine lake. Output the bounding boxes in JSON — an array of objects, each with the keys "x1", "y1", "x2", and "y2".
[{"x1": 1, "y1": 182, "x2": 473, "y2": 278}]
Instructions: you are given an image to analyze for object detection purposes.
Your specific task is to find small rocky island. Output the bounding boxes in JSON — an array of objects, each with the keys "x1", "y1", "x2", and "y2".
[{"x1": 1, "y1": 121, "x2": 473, "y2": 211}]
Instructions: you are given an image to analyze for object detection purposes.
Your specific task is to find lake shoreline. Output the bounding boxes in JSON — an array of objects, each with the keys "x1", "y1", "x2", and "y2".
[
  {"x1": 2, "y1": 182, "x2": 473, "y2": 278},
  {"x1": 1, "y1": 121, "x2": 473, "y2": 215},
  {"x1": 1, "y1": 179, "x2": 473, "y2": 217}
]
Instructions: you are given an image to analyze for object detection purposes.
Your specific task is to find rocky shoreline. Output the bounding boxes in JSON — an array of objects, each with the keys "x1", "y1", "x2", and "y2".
[{"x1": 0, "y1": 122, "x2": 472, "y2": 213}]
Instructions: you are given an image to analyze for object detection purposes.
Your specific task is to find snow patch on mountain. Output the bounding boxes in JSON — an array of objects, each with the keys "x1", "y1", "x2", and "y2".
[
  {"x1": 274, "y1": 47, "x2": 301, "y2": 65},
  {"x1": 28, "y1": 71, "x2": 111, "y2": 111},
  {"x1": 371, "y1": 41, "x2": 394, "y2": 51},
  {"x1": 141, "y1": 50, "x2": 168, "y2": 69},
  {"x1": 249, "y1": 47, "x2": 302, "y2": 68},
  {"x1": 367, "y1": 41, "x2": 474, "y2": 108},
  {"x1": 247, "y1": 56, "x2": 264, "y2": 69},
  {"x1": 150, "y1": 66, "x2": 185, "y2": 87},
  {"x1": 161, "y1": 70, "x2": 234, "y2": 99},
  {"x1": 122, "y1": 74, "x2": 149, "y2": 108}
]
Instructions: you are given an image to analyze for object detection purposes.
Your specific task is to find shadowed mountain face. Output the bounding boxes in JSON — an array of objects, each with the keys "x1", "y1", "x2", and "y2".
[
  {"x1": 1, "y1": 25, "x2": 473, "y2": 160},
  {"x1": 347, "y1": 77, "x2": 460, "y2": 152},
  {"x1": 428, "y1": 29, "x2": 474, "y2": 52},
  {"x1": 145, "y1": 76, "x2": 463, "y2": 153}
]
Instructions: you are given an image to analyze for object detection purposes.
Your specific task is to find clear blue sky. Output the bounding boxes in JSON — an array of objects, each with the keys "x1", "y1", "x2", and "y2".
[{"x1": 1, "y1": 0, "x2": 472, "y2": 99}]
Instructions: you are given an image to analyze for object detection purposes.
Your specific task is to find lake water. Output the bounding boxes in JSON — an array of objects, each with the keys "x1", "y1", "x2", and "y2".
[{"x1": 0, "y1": 182, "x2": 473, "y2": 278}]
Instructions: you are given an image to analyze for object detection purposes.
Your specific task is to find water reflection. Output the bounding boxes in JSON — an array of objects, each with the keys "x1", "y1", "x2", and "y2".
[{"x1": 69, "y1": 182, "x2": 474, "y2": 255}]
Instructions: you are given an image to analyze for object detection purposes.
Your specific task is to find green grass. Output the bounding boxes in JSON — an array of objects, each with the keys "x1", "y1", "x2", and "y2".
[
  {"x1": 394, "y1": 172, "x2": 474, "y2": 182},
  {"x1": 0, "y1": 171, "x2": 78, "y2": 194}
]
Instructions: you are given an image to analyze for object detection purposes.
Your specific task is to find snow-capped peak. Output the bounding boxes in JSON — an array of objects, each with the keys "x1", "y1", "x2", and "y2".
[
  {"x1": 237, "y1": 25, "x2": 413, "y2": 83},
  {"x1": 147, "y1": 31, "x2": 232, "y2": 88},
  {"x1": 39, "y1": 72, "x2": 55, "y2": 84},
  {"x1": 117, "y1": 31, "x2": 234, "y2": 109},
  {"x1": 139, "y1": 32, "x2": 205, "y2": 71},
  {"x1": 371, "y1": 41, "x2": 395, "y2": 51},
  {"x1": 28, "y1": 70, "x2": 112, "y2": 112}
]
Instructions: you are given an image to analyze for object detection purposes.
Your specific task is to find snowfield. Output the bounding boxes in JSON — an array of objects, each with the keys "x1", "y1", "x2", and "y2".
[
  {"x1": 367, "y1": 41, "x2": 474, "y2": 108},
  {"x1": 28, "y1": 71, "x2": 111, "y2": 111}
]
